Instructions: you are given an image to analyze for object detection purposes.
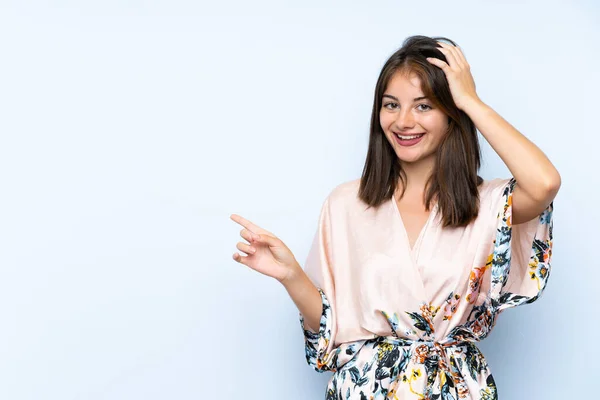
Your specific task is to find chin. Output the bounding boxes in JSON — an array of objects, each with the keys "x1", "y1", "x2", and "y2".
[
  {"x1": 396, "y1": 149, "x2": 436, "y2": 165},
  {"x1": 395, "y1": 151, "x2": 422, "y2": 163},
  {"x1": 397, "y1": 157, "x2": 421, "y2": 164}
]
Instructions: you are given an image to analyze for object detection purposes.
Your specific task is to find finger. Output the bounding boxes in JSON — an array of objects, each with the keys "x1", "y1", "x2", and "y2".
[
  {"x1": 426, "y1": 57, "x2": 450, "y2": 72},
  {"x1": 254, "y1": 233, "x2": 281, "y2": 247},
  {"x1": 236, "y1": 241, "x2": 256, "y2": 255},
  {"x1": 230, "y1": 214, "x2": 273, "y2": 236},
  {"x1": 435, "y1": 43, "x2": 460, "y2": 69},
  {"x1": 240, "y1": 228, "x2": 259, "y2": 243},
  {"x1": 230, "y1": 214, "x2": 257, "y2": 230},
  {"x1": 437, "y1": 41, "x2": 466, "y2": 69},
  {"x1": 232, "y1": 252, "x2": 251, "y2": 266},
  {"x1": 454, "y1": 45, "x2": 469, "y2": 66}
]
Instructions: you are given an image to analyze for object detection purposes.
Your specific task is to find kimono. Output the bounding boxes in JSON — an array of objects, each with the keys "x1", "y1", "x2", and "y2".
[{"x1": 299, "y1": 177, "x2": 553, "y2": 400}]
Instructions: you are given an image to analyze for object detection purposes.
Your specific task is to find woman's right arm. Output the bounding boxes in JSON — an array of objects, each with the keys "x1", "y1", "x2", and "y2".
[
  {"x1": 230, "y1": 214, "x2": 323, "y2": 332},
  {"x1": 280, "y1": 262, "x2": 323, "y2": 333},
  {"x1": 231, "y1": 201, "x2": 340, "y2": 372}
]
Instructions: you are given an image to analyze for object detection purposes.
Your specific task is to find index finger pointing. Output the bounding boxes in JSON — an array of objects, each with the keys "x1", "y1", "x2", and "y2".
[{"x1": 230, "y1": 214, "x2": 260, "y2": 232}]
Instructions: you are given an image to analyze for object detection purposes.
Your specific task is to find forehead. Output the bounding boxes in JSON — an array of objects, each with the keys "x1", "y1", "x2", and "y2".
[{"x1": 384, "y1": 71, "x2": 423, "y2": 95}]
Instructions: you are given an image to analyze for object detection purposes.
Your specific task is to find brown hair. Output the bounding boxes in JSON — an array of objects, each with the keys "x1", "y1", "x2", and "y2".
[{"x1": 358, "y1": 35, "x2": 483, "y2": 228}]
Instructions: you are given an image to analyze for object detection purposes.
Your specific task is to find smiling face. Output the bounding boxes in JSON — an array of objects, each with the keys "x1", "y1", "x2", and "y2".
[{"x1": 380, "y1": 70, "x2": 449, "y2": 166}]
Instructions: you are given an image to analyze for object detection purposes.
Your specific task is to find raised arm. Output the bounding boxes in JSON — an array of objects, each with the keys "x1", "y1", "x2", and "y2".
[
  {"x1": 428, "y1": 41, "x2": 561, "y2": 224},
  {"x1": 230, "y1": 214, "x2": 322, "y2": 332}
]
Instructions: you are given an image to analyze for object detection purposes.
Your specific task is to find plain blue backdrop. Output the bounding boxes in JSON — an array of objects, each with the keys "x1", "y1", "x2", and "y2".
[{"x1": 0, "y1": 1, "x2": 597, "y2": 399}]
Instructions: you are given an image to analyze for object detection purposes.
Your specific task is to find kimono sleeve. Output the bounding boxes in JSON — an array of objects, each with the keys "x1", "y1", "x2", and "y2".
[
  {"x1": 298, "y1": 196, "x2": 340, "y2": 373},
  {"x1": 488, "y1": 177, "x2": 554, "y2": 313}
]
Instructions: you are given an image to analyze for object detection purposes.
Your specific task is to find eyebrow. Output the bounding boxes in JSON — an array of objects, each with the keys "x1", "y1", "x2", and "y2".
[{"x1": 382, "y1": 94, "x2": 429, "y2": 102}]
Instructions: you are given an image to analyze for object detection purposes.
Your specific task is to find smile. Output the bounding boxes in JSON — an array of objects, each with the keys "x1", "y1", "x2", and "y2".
[{"x1": 394, "y1": 132, "x2": 425, "y2": 146}]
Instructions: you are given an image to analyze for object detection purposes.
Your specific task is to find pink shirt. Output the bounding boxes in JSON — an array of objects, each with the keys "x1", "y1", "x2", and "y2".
[{"x1": 300, "y1": 177, "x2": 552, "y2": 399}]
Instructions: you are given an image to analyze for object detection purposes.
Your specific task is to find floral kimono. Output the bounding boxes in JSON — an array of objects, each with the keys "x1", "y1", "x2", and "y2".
[{"x1": 299, "y1": 177, "x2": 553, "y2": 399}]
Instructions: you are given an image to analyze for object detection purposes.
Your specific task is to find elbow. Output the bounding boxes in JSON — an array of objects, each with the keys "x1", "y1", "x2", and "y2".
[
  {"x1": 545, "y1": 170, "x2": 561, "y2": 197},
  {"x1": 534, "y1": 170, "x2": 561, "y2": 204}
]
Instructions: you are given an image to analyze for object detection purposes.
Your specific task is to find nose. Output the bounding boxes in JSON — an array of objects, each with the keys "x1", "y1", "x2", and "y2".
[{"x1": 395, "y1": 108, "x2": 415, "y2": 130}]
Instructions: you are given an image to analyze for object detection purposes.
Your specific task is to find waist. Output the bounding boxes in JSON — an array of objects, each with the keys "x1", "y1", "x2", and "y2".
[
  {"x1": 375, "y1": 335, "x2": 477, "y2": 348},
  {"x1": 332, "y1": 334, "x2": 483, "y2": 373}
]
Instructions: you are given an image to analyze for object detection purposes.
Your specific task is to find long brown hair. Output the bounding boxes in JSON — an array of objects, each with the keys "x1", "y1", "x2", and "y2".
[{"x1": 358, "y1": 35, "x2": 483, "y2": 228}]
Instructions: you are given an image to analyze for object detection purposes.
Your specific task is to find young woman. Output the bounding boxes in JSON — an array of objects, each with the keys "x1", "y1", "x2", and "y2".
[{"x1": 230, "y1": 35, "x2": 559, "y2": 400}]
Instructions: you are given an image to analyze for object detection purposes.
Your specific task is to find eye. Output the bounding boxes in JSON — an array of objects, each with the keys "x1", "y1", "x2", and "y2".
[
  {"x1": 383, "y1": 102, "x2": 398, "y2": 110},
  {"x1": 417, "y1": 104, "x2": 432, "y2": 111}
]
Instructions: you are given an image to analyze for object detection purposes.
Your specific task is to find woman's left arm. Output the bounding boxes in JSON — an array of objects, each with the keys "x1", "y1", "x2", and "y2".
[
  {"x1": 428, "y1": 41, "x2": 561, "y2": 225},
  {"x1": 462, "y1": 98, "x2": 561, "y2": 224}
]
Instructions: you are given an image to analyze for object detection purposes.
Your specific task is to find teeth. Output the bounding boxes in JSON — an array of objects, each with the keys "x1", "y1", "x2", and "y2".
[{"x1": 396, "y1": 133, "x2": 424, "y2": 140}]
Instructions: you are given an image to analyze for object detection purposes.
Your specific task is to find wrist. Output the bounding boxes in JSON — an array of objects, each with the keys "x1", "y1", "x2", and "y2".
[
  {"x1": 279, "y1": 260, "x2": 303, "y2": 286},
  {"x1": 460, "y1": 96, "x2": 486, "y2": 113}
]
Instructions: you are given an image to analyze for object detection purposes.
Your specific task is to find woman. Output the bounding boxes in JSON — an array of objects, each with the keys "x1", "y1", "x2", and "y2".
[{"x1": 230, "y1": 35, "x2": 560, "y2": 399}]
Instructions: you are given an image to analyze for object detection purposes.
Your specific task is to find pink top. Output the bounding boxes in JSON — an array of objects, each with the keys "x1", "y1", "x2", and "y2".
[{"x1": 300, "y1": 177, "x2": 552, "y2": 399}]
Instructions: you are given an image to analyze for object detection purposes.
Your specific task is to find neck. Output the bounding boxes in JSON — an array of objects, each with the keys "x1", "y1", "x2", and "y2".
[{"x1": 399, "y1": 158, "x2": 435, "y2": 193}]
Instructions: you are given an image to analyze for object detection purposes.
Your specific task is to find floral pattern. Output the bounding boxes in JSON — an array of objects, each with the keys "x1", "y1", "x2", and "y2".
[{"x1": 299, "y1": 178, "x2": 554, "y2": 399}]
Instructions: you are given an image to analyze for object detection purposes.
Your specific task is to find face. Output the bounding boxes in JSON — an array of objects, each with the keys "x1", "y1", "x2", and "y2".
[{"x1": 379, "y1": 71, "x2": 449, "y2": 165}]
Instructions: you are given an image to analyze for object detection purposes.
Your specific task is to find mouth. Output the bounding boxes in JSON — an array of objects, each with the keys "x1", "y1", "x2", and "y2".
[
  {"x1": 393, "y1": 132, "x2": 426, "y2": 147},
  {"x1": 394, "y1": 132, "x2": 425, "y2": 140}
]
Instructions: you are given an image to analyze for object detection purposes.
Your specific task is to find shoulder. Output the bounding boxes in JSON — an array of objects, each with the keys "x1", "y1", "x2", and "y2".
[
  {"x1": 479, "y1": 177, "x2": 513, "y2": 213},
  {"x1": 323, "y1": 178, "x2": 363, "y2": 211},
  {"x1": 480, "y1": 177, "x2": 512, "y2": 195},
  {"x1": 328, "y1": 178, "x2": 361, "y2": 200}
]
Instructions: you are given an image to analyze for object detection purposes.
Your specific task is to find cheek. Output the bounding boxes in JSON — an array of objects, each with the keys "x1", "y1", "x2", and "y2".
[
  {"x1": 379, "y1": 109, "x2": 397, "y2": 125},
  {"x1": 423, "y1": 115, "x2": 448, "y2": 135},
  {"x1": 379, "y1": 112, "x2": 388, "y2": 128}
]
